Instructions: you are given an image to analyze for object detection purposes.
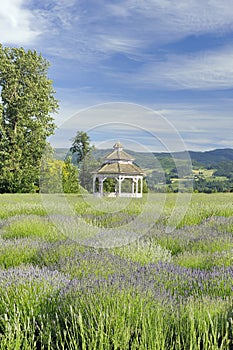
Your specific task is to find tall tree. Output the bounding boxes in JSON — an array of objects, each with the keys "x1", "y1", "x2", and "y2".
[
  {"x1": 70, "y1": 131, "x2": 92, "y2": 164},
  {"x1": 0, "y1": 45, "x2": 58, "y2": 193},
  {"x1": 70, "y1": 131, "x2": 100, "y2": 191}
]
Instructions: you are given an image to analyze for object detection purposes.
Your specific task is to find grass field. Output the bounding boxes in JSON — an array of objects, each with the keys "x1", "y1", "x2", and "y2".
[{"x1": 0, "y1": 193, "x2": 233, "y2": 349}]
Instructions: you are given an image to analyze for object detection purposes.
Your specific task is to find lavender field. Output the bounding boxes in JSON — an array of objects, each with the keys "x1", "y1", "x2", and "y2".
[{"x1": 0, "y1": 193, "x2": 233, "y2": 349}]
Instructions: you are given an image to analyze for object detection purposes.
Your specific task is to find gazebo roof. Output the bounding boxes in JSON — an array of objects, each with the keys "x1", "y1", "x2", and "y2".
[
  {"x1": 97, "y1": 162, "x2": 144, "y2": 175},
  {"x1": 95, "y1": 142, "x2": 144, "y2": 176},
  {"x1": 104, "y1": 142, "x2": 134, "y2": 161}
]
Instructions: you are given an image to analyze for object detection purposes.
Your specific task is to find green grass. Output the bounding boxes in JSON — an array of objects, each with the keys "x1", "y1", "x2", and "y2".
[
  {"x1": 112, "y1": 239, "x2": 172, "y2": 265},
  {"x1": 0, "y1": 238, "x2": 40, "y2": 268},
  {"x1": 0, "y1": 194, "x2": 46, "y2": 219},
  {"x1": 174, "y1": 250, "x2": 233, "y2": 269},
  {"x1": 1, "y1": 215, "x2": 64, "y2": 242}
]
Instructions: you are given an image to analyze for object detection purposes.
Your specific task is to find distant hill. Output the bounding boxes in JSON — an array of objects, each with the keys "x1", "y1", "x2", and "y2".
[
  {"x1": 54, "y1": 147, "x2": 233, "y2": 169},
  {"x1": 94, "y1": 148, "x2": 233, "y2": 169},
  {"x1": 188, "y1": 148, "x2": 233, "y2": 166},
  {"x1": 54, "y1": 148, "x2": 70, "y2": 160}
]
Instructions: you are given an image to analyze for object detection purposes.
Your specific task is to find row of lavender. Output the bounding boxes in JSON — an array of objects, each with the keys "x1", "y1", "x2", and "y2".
[
  {"x1": 0, "y1": 252, "x2": 232, "y2": 348},
  {"x1": 0, "y1": 194, "x2": 232, "y2": 348}
]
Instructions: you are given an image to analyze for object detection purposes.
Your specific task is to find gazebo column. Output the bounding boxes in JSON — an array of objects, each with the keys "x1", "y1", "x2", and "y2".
[
  {"x1": 136, "y1": 177, "x2": 139, "y2": 194},
  {"x1": 117, "y1": 176, "x2": 124, "y2": 196},
  {"x1": 98, "y1": 176, "x2": 104, "y2": 196},
  {"x1": 92, "y1": 175, "x2": 96, "y2": 194},
  {"x1": 131, "y1": 178, "x2": 135, "y2": 194},
  {"x1": 140, "y1": 176, "x2": 143, "y2": 195}
]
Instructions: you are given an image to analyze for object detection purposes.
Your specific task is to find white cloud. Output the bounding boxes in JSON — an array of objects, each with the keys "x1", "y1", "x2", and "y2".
[
  {"x1": 96, "y1": 36, "x2": 144, "y2": 56},
  {"x1": 0, "y1": 0, "x2": 40, "y2": 45}
]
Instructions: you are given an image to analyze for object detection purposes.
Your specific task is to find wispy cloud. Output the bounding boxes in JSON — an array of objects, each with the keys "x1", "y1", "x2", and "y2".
[
  {"x1": 0, "y1": 0, "x2": 40, "y2": 45},
  {"x1": 105, "y1": 0, "x2": 233, "y2": 45},
  {"x1": 96, "y1": 36, "x2": 144, "y2": 56},
  {"x1": 3, "y1": 1, "x2": 233, "y2": 60},
  {"x1": 30, "y1": 1, "x2": 233, "y2": 60},
  {"x1": 123, "y1": 45, "x2": 233, "y2": 90},
  {"x1": 28, "y1": 0, "x2": 233, "y2": 92},
  {"x1": 49, "y1": 100, "x2": 232, "y2": 151}
]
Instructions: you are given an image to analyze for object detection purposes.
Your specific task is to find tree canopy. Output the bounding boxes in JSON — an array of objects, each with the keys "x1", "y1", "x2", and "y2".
[
  {"x1": 0, "y1": 45, "x2": 59, "y2": 192},
  {"x1": 40, "y1": 145, "x2": 80, "y2": 194},
  {"x1": 70, "y1": 131, "x2": 100, "y2": 191},
  {"x1": 70, "y1": 131, "x2": 92, "y2": 164}
]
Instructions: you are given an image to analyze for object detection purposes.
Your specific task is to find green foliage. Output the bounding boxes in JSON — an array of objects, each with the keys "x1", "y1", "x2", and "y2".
[
  {"x1": 79, "y1": 152, "x2": 100, "y2": 192},
  {"x1": 143, "y1": 178, "x2": 148, "y2": 193},
  {"x1": 62, "y1": 157, "x2": 80, "y2": 193},
  {"x1": 40, "y1": 148, "x2": 80, "y2": 193},
  {"x1": 213, "y1": 161, "x2": 233, "y2": 178},
  {"x1": 40, "y1": 157, "x2": 63, "y2": 193},
  {"x1": 121, "y1": 178, "x2": 132, "y2": 193},
  {"x1": 103, "y1": 177, "x2": 116, "y2": 193},
  {"x1": 0, "y1": 45, "x2": 58, "y2": 193},
  {"x1": 194, "y1": 176, "x2": 233, "y2": 193}
]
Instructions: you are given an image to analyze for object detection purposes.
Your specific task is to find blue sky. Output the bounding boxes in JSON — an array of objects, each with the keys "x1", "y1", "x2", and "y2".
[{"x1": 1, "y1": 0, "x2": 233, "y2": 151}]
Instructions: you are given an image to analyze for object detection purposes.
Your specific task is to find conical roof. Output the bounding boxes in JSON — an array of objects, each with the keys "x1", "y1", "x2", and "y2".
[
  {"x1": 97, "y1": 162, "x2": 144, "y2": 175},
  {"x1": 105, "y1": 142, "x2": 134, "y2": 161},
  {"x1": 96, "y1": 142, "x2": 144, "y2": 175}
]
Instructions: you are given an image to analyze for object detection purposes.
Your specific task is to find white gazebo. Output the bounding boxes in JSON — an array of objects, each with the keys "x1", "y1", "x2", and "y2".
[{"x1": 93, "y1": 142, "x2": 144, "y2": 198}]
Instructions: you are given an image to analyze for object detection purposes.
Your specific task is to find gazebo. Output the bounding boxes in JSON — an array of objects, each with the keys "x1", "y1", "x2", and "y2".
[{"x1": 93, "y1": 142, "x2": 144, "y2": 197}]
